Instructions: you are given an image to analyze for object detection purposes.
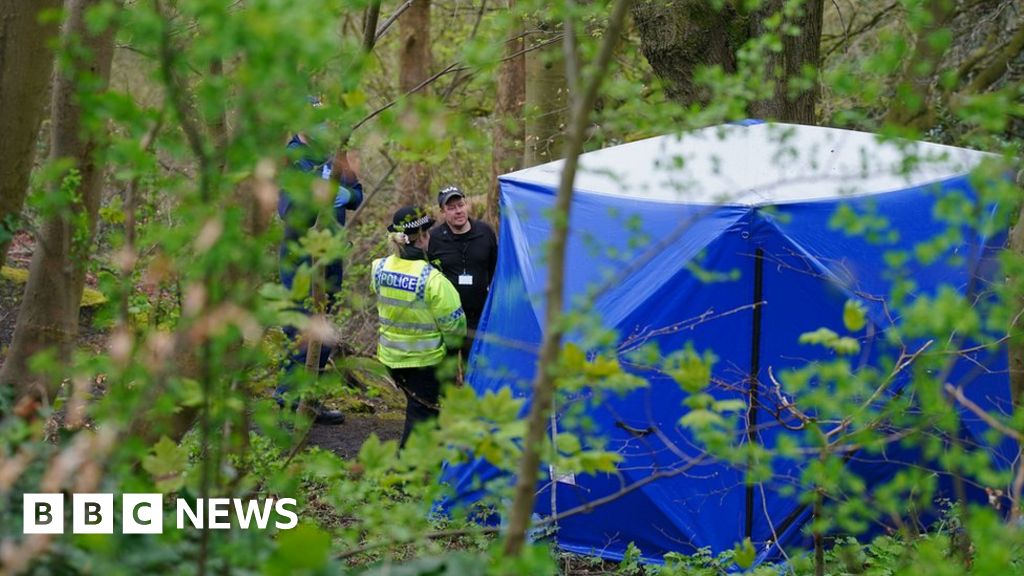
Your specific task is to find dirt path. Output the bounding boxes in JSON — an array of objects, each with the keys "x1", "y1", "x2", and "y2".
[{"x1": 307, "y1": 414, "x2": 404, "y2": 458}]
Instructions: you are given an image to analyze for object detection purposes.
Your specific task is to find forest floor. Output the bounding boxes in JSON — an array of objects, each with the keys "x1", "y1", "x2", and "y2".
[
  {"x1": 0, "y1": 229, "x2": 404, "y2": 456},
  {"x1": 0, "y1": 237, "x2": 617, "y2": 573}
]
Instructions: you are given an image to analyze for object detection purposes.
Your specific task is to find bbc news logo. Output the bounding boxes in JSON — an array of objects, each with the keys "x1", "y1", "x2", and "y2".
[{"x1": 23, "y1": 494, "x2": 298, "y2": 534}]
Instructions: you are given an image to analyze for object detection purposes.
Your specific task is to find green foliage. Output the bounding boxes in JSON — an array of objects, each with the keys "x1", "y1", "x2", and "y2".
[
  {"x1": 799, "y1": 327, "x2": 861, "y2": 355},
  {"x1": 142, "y1": 436, "x2": 189, "y2": 492},
  {"x1": 843, "y1": 299, "x2": 868, "y2": 332},
  {"x1": 266, "y1": 523, "x2": 332, "y2": 574},
  {"x1": 5, "y1": 0, "x2": 1024, "y2": 575},
  {"x1": 664, "y1": 344, "x2": 717, "y2": 394}
]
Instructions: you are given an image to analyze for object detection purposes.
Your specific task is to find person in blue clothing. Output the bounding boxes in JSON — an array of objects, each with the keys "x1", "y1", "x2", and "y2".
[{"x1": 276, "y1": 110, "x2": 363, "y2": 425}]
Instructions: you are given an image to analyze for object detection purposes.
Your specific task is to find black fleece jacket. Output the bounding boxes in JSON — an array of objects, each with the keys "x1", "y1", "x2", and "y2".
[{"x1": 428, "y1": 218, "x2": 498, "y2": 329}]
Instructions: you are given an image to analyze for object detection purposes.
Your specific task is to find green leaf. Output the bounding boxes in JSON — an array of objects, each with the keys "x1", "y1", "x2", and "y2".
[
  {"x1": 664, "y1": 344, "x2": 717, "y2": 394},
  {"x1": 713, "y1": 399, "x2": 747, "y2": 413},
  {"x1": 834, "y1": 336, "x2": 862, "y2": 355},
  {"x1": 266, "y1": 523, "x2": 331, "y2": 574},
  {"x1": 290, "y1": 264, "x2": 312, "y2": 301},
  {"x1": 799, "y1": 327, "x2": 839, "y2": 346},
  {"x1": 583, "y1": 355, "x2": 622, "y2": 378},
  {"x1": 358, "y1": 433, "x2": 397, "y2": 474},
  {"x1": 299, "y1": 228, "x2": 347, "y2": 261},
  {"x1": 843, "y1": 299, "x2": 867, "y2": 332},
  {"x1": 679, "y1": 409, "x2": 724, "y2": 430},
  {"x1": 142, "y1": 436, "x2": 188, "y2": 492},
  {"x1": 561, "y1": 342, "x2": 586, "y2": 372},
  {"x1": 555, "y1": 433, "x2": 582, "y2": 454},
  {"x1": 733, "y1": 537, "x2": 757, "y2": 569}
]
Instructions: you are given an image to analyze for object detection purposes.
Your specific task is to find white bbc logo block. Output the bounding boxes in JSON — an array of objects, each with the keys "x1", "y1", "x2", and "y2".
[
  {"x1": 123, "y1": 494, "x2": 163, "y2": 534},
  {"x1": 23, "y1": 494, "x2": 64, "y2": 534},
  {"x1": 72, "y1": 493, "x2": 114, "y2": 534}
]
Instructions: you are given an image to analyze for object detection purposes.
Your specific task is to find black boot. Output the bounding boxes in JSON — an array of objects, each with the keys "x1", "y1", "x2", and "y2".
[{"x1": 313, "y1": 408, "x2": 346, "y2": 425}]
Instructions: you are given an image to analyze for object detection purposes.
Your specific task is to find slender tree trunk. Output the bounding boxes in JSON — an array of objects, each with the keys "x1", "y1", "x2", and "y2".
[
  {"x1": 397, "y1": 0, "x2": 431, "y2": 205},
  {"x1": 489, "y1": 1, "x2": 525, "y2": 224},
  {"x1": 0, "y1": 0, "x2": 63, "y2": 267},
  {"x1": 1011, "y1": 180, "x2": 1024, "y2": 406},
  {"x1": 363, "y1": 0, "x2": 382, "y2": 53},
  {"x1": 523, "y1": 21, "x2": 567, "y2": 168},
  {"x1": 503, "y1": 0, "x2": 632, "y2": 558},
  {"x1": 1009, "y1": 172, "x2": 1024, "y2": 521},
  {"x1": 0, "y1": 0, "x2": 118, "y2": 407}
]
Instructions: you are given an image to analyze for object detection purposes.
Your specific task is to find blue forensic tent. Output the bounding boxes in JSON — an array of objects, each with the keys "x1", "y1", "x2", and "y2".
[{"x1": 446, "y1": 122, "x2": 1013, "y2": 562}]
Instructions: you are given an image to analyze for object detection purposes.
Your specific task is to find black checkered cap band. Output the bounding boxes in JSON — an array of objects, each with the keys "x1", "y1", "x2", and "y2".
[{"x1": 395, "y1": 215, "x2": 432, "y2": 231}]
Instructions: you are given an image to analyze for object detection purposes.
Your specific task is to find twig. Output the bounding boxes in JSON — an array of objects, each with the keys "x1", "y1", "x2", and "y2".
[
  {"x1": 825, "y1": 340, "x2": 934, "y2": 440},
  {"x1": 440, "y1": 0, "x2": 489, "y2": 102},
  {"x1": 823, "y1": 2, "x2": 900, "y2": 59},
  {"x1": 373, "y1": 0, "x2": 416, "y2": 44},
  {"x1": 943, "y1": 383, "x2": 1022, "y2": 441},
  {"x1": 350, "y1": 62, "x2": 460, "y2": 133},
  {"x1": 336, "y1": 454, "x2": 707, "y2": 561},
  {"x1": 349, "y1": 33, "x2": 563, "y2": 135},
  {"x1": 347, "y1": 150, "x2": 398, "y2": 227}
]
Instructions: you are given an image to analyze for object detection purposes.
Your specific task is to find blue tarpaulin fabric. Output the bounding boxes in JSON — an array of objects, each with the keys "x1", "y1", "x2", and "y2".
[{"x1": 442, "y1": 123, "x2": 1012, "y2": 563}]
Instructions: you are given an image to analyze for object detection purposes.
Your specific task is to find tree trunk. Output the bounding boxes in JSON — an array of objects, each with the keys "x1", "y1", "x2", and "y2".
[
  {"x1": 503, "y1": 0, "x2": 632, "y2": 557},
  {"x1": 1010, "y1": 186, "x2": 1024, "y2": 521},
  {"x1": 489, "y1": 0, "x2": 525, "y2": 224},
  {"x1": 0, "y1": 0, "x2": 63, "y2": 267},
  {"x1": 1010, "y1": 171, "x2": 1024, "y2": 407},
  {"x1": 397, "y1": 0, "x2": 431, "y2": 205},
  {"x1": 884, "y1": 0, "x2": 955, "y2": 129},
  {"x1": 631, "y1": 0, "x2": 736, "y2": 106},
  {"x1": 634, "y1": 0, "x2": 823, "y2": 124},
  {"x1": 748, "y1": 0, "x2": 823, "y2": 124},
  {"x1": 523, "y1": 22, "x2": 567, "y2": 168},
  {"x1": 0, "y1": 0, "x2": 118, "y2": 407}
]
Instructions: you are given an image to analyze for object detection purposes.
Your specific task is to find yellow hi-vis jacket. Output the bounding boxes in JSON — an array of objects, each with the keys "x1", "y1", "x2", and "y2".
[{"x1": 371, "y1": 255, "x2": 467, "y2": 369}]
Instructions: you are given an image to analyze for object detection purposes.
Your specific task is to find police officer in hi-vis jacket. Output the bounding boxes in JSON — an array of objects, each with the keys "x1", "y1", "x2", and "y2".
[{"x1": 371, "y1": 206, "x2": 466, "y2": 447}]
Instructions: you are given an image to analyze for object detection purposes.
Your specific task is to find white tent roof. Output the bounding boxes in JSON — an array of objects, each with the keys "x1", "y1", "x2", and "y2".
[{"x1": 501, "y1": 122, "x2": 996, "y2": 206}]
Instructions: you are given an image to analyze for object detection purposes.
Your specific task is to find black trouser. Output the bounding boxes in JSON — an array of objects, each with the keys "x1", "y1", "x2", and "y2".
[
  {"x1": 464, "y1": 313, "x2": 481, "y2": 357},
  {"x1": 389, "y1": 366, "x2": 441, "y2": 448}
]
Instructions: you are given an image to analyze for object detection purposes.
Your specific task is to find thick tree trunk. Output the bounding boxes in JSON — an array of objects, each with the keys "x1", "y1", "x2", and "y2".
[
  {"x1": 397, "y1": 0, "x2": 431, "y2": 205},
  {"x1": 631, "y1": 0, "x2": 736, "y2": 106},
  {"x1": 782, "y1": 0, "x2": 823, "y2": 124},
  {"x1": 633, "y1": 0, "x2": 823, "y2": 124},
  {"x1": 523, "y1": 22, "x2": 567, "y2": 167},
  {"x1": 748, "y1": 0, "x2": 823, "y2": 124},
  {"x1": 489, "y1": 1, "x2": 525, "y2": 224},
  {"x1": 0, "y1": 0, "x2": 118, "y2": 406},
  {"x1": 0, "y1": 0, "x2": 63, "y2": 267}
]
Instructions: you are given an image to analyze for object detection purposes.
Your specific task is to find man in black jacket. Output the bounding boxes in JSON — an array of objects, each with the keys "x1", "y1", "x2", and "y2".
[{"x1": 428, "y1": 185, "x2": 498, "y2": 357}]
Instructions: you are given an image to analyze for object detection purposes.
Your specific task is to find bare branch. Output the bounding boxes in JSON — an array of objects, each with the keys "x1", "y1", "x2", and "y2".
[
  {"x1": 373, "y1": 0, "x2": 416, "y2": 44},
  {"x1": 944, "y1": 383, "x2": 1023, "y2": 441}
]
